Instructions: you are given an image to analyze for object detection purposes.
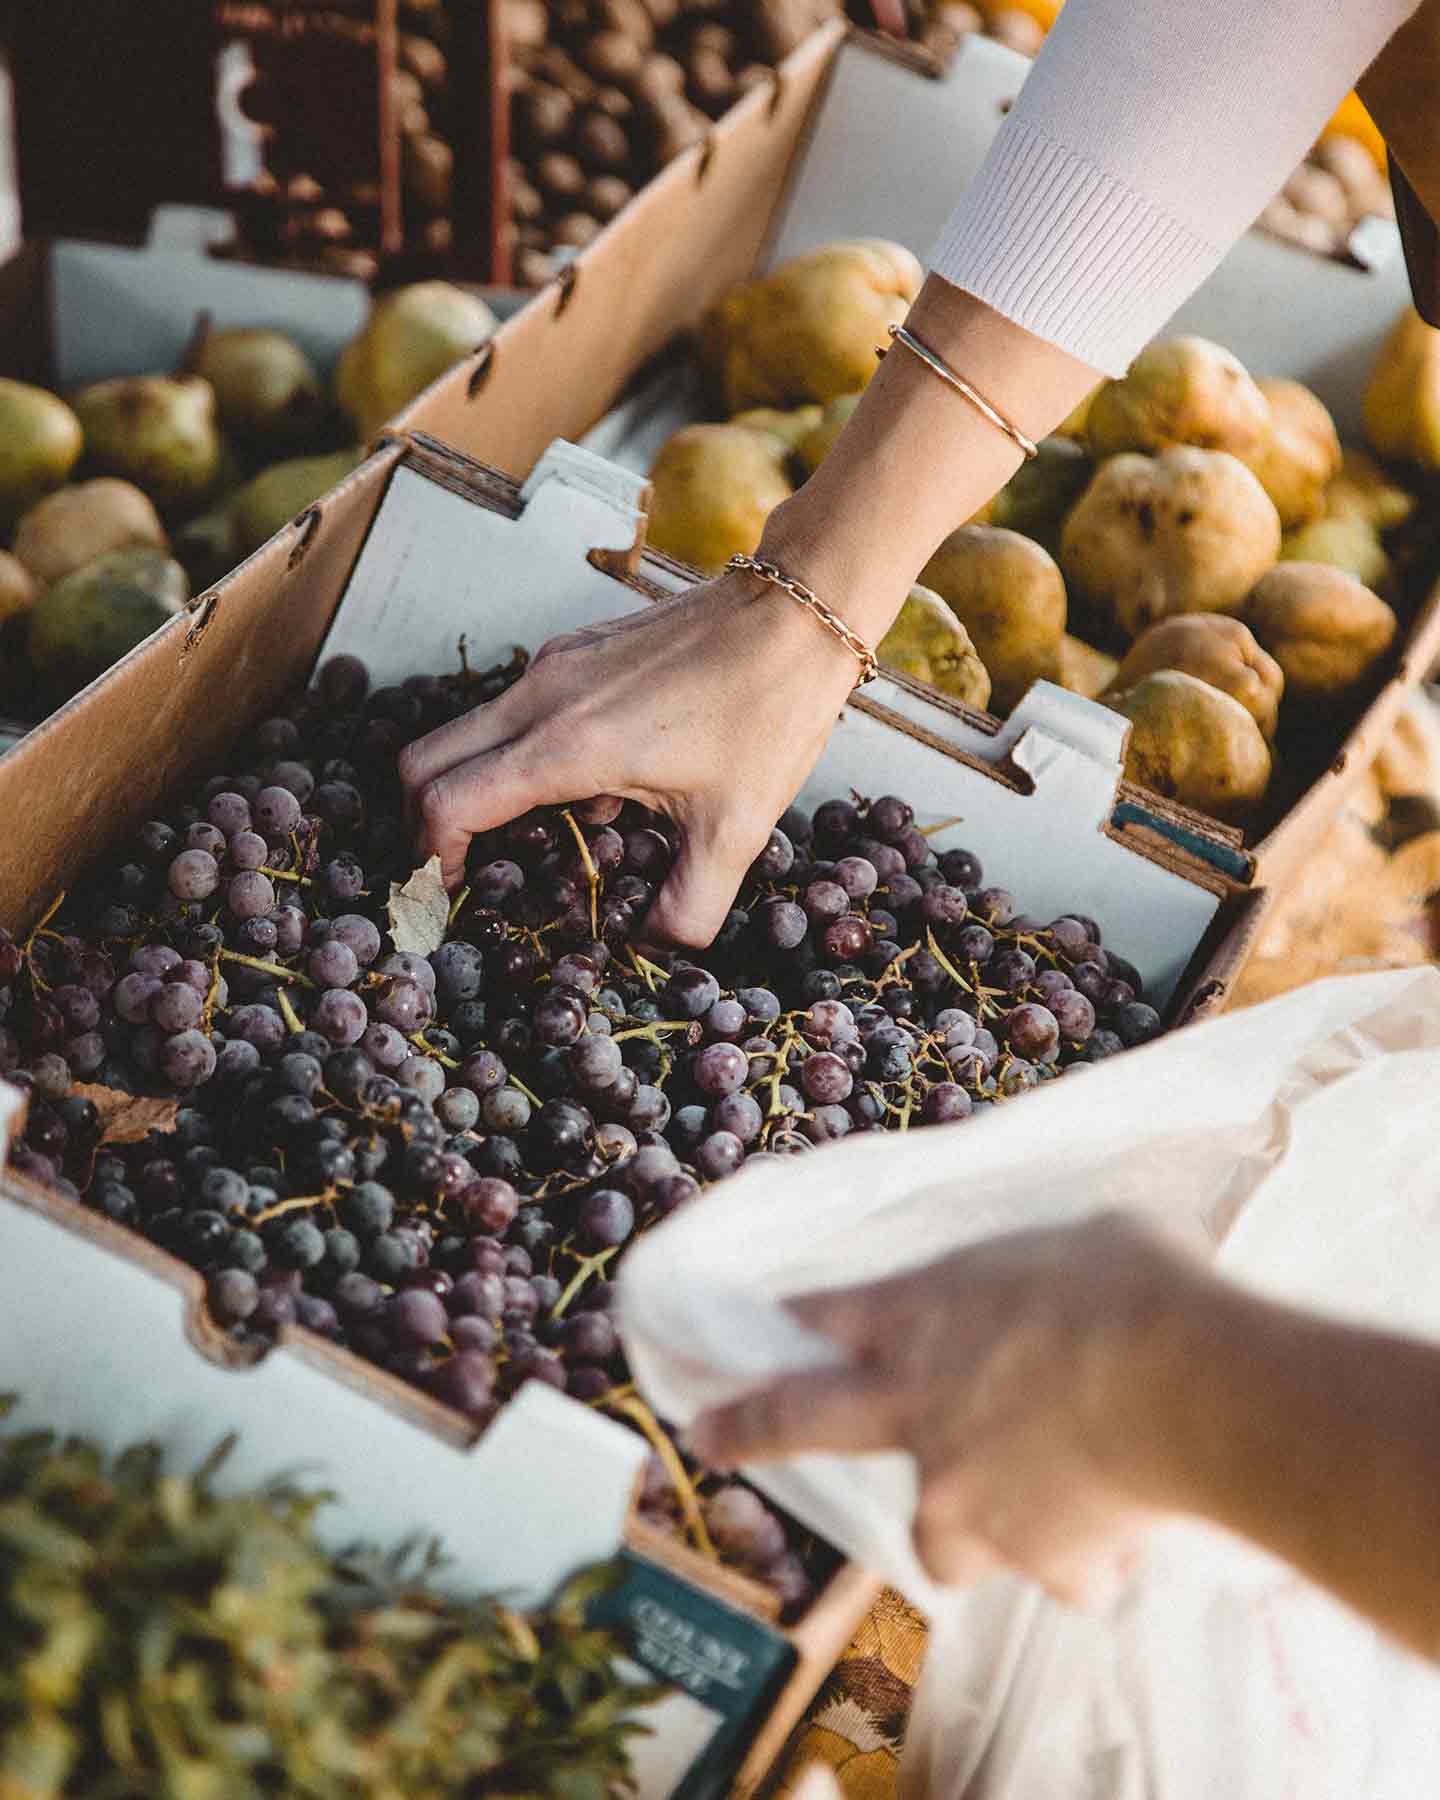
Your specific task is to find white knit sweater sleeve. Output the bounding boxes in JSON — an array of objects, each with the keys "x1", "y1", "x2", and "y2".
[{"x1": 929, "y1": 0, "x2": 1421, "y2": 375}]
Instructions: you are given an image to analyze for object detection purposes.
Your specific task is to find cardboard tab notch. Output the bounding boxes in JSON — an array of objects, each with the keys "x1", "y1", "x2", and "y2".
[
  {"x1": 996, "y1": 682, "x2": 1131, "y2": 836},
  {"x1": 520, "y1": 439, "x2": 654, "y2": 554}
]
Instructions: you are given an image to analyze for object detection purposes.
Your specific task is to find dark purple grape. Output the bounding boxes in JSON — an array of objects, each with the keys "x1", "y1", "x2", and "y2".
[
  {"x1": 1114, "y1": 1001, "x2": 1162, "y2": 1046},
  {"x1": 308, "y1": 939, "x2": 360, "y2": 989},
  {"x1": 749, "y1": 828, "x2": 795, "y2": 882},
  {"x1": 1052, "y1": 990, "x2": 1096, "y2": 1041},
  {"x1": 577, "y1": 1188, "x2": 635, "y2": 1248},
  {"x1": 695, "y1": 1130, "x2": 745, "y2": 1180},
  {"x1": 704, "y1": 998, "x2": 747, "y2": 1041},
  {"x1": 989, "y1": 948, "x2": 1036, "y2": 991},
  {"x1": 692, "y1": 1042, "x2": 748, "y2": 1097},
  {"x1": 1004, "y1": 1003, "x2": 1059, "y2": 1061},
  {"x1": 534, "y1": 989, "x2": 587, "y2": 1047},
  {"x1": 921, "y1": 1082, "x2": 973, "y2": 1124},
  {"x1": 803, "y1": 880, "x2": 849, "y2": 926},
  {"x1": 168, "y1": 849, "x2": 219, "y2": 900},
  {"x1": 919, "y1": 884, "x2": 969, "y2": 928},
  {"x1": 186, "y1": 822, "x2": 227, "y2": 859},
  {"x1": 161, "y1": 1029, "x2": 216, "y2": 1088},
  {"x1": 867, "y1": 794, "x2": 913, "y2": 840},
  {"x1": 822, "y1": 914, "x2": 871, "y2": 961},
  {"x1": 569, "y1": 1034, "x2": 624, "y2": 1092},
  {"x1": 428, "y1": 1351, "x2": 496, "y2": 1419},
  {"x1": 800, "y1": 1050, "x2": 852, "y2": 1104}
]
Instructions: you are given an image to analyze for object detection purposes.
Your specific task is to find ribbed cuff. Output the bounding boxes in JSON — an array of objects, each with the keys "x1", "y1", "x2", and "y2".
[{"x1": 929, "y1": 119, "x2": 1227, "y2": 378}]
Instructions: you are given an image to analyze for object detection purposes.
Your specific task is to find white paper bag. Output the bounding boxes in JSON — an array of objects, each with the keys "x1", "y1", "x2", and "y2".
[{"x1": 619, "y1": 968, "x2": 1440, "y2": 1797}]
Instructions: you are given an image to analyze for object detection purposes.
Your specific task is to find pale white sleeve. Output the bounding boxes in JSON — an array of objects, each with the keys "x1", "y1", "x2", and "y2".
[{"x1": 929, "y1": 0, "x2": 1421, "y2": 375}]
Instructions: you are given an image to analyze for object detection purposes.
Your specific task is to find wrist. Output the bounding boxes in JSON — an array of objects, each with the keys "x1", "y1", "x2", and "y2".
[{"x1": 755, "y1": 498, "x2": 914, "y2": 646}]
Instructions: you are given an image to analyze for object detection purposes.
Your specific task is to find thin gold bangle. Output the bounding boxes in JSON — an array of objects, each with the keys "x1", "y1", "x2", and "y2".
[
  {"x1": 727, "y1": 553, "x2": 880, "y2": 687},
  {"x1": 879, "y1": 323, "x2": 1039, "y2": 460}
]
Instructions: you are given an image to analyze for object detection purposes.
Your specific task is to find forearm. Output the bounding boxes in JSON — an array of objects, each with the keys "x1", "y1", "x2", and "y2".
[
  {"x1": 759, "y1": 277, "x2": 1100, "y2": 643},
  {"x1": 1144, "y1": 1276, "x2": 1440, "y2": 1662}
]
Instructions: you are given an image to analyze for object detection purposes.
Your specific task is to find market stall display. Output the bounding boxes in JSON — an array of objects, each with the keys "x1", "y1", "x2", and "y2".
[{"x1": 0, "y1": 272, "x2": 497, "y2": 734}]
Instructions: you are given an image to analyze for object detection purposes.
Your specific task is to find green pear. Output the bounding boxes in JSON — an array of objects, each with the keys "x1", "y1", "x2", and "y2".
[
  {"x1": 190, "y1": 326, "x2": 325, "y2": 447},
  {"x1": 0, "y1": 379, "x2": 84, "y2": 527},
  {"x1": 13, "y1": 479, "x2": 167, "y2": 589},
  {"x1": 72, "y1": 375, "x2": 222, "y2": 511},
  {"x1": 175, "y1": 446, "x2": 362, "y2": 588},
  {"x1": 28, "y1": 547, "x2": 189, "y2": 694},
  {"x1": 336, "y1": 282, "x2": 498, "y2": 438}
]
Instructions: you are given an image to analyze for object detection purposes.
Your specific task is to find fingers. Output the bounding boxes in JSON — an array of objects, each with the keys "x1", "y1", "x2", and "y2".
[
  {"x1": 689, "y1": 1364, "x2": 895, "y2": 1466},
  {"x1": 396, "y1": 680, "x2": 535, "y2": 797},
  {"x1": 640, "y1": 823, "x2": 768, "y2": 950},
  {"x1": 415, "y1": 735, "x2": 595, "y2": 889},
  {"x1": 785, "y1": 1283, "x2": 885, "y2": 1354}
]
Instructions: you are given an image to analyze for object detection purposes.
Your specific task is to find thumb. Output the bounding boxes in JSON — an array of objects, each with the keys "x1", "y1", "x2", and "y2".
[
  {"x1": 689, "y1": 1363, "x2": 895, "y2": 1467},
  {"x1": 640, "y1": 824, "x2": 762, "y2": 950},
  {"x1": 417, "y1": 733, "x2": 593, "y2": 888}
]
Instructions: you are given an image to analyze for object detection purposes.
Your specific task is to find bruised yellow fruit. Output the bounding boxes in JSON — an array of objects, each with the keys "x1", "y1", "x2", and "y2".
[
  {"x1": 1324, "y1": 448, "x2": 1414, "y2": 532},
  {"x1": 1239, "y1": 378, "x2": 1341, "y2": 528},
  {"x1": 1108, "y1": 670, "x2": 1271, "y2": 821},
  {"x1": 1241, "y1": 562, "x2": 1397, "y2": 711},
  {"x1": 1110, "y1": 612, "x2": 1284, "y2": 741},
  {"x1": 795, "y1": 393, "x2": 861, "y2": 476},
  {"x1": 990, "y1": 435, "x2": 1093, "y2": 556},
  {"x1": 920, "y1": 524, "x2": 1065, "y2": 712},
  {"x1": 12, "y1": 479, "x2": 167, "y2": 589},
  {"x1": 645, "y1": 423, "x2": 793, "y2": 572},
  {"x1": 699, "y1": 239, "x2": 923, "y2": 411},
  {"x1": 1056, "y1": 632, "x2": 1118, "y2": 700},
  {"x1": 1061, "y1": 448, "x2": 1280, "y2": 641},
  {"x1": 0, "y1": 550, "x2": 37, "y2": 623},
  {"x1": 1362, "y1": 307, "x2": 1440, "y2": 468},
  {"x1": 1279, "y1": 515, "x2": 1391, "y2": 593},
  {"x1": 73, "y1": 375, "x2": 222, "y2": 511},
  {"x1": 729, "y1": 405, "x2": 823, "y2": 452},
  {"x1": 878, "y1": 584, "x2": 991, "y2": 707},
  {"x1": 1087, "y1": 336, "x2": 1271, "y2": 459}
]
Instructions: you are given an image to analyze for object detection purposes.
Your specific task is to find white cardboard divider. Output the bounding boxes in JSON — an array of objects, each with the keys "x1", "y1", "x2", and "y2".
[
  {"x1": 0, "y1": 1188, "x2": 647, "y2": 1605},
  {"x1": 320, "y1": 439, "x2": 1221, "y2": 1002},
  {"x1": 44, "y1": 213, "x2": 530, "y2": 388}
]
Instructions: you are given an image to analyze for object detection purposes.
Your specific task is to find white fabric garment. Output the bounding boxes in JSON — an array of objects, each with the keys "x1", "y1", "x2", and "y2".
[{"x1": 930, "y1": 0, "x2": 1422, "y2": 374}]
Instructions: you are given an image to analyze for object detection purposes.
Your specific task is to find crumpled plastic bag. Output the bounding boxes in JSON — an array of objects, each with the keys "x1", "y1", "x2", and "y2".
[{"x1": 619, "y1": 968, "x2": 1440, "y2": 1798}]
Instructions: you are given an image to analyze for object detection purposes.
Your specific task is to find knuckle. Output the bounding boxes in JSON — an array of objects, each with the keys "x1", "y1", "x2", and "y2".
[
  {"x1": 396, "y1": 740, "x2": 427, "y2": 789},
  {"x1": 418, "y1": 776, "x2": 454, "y2": 828}
]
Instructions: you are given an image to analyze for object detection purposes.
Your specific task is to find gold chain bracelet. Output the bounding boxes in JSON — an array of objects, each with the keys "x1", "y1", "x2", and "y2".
[
  {"x1": 727, "y1": 552, "x2": 880, "y2": 687},
  {"x1": 879, "y1": 323, "x2": 1039, "y2": 460}
]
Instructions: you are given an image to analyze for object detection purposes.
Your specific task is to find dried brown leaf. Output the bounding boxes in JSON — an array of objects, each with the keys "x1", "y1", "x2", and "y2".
[
  {"x1": 386, "y1": 855, "x2": 450, "y2": 957},
  {"x1": 72, "y1": 1084, "x2": 180, "y2": 1146}
]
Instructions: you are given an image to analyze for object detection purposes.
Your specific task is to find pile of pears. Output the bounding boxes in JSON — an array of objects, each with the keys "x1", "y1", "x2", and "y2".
[
  {"x1": 0, "y1": 280, "x2": 496, "y2": 725},
  {"x1": 646, "y1": 240, "x2": 1435, "y2": 833}
]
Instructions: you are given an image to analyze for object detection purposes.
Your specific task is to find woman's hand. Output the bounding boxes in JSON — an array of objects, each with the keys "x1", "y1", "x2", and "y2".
[
  {"x1": 691, "y1": 1213, "x2": 1214, "y2": 1603},
  {"x1": 397, "y1": 562, "x2": 864, "y2": 946}
]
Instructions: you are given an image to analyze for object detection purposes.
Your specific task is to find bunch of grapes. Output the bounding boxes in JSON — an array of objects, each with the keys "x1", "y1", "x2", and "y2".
[{"x1": 0, "y1": 648, "x2": 1163, "y2": 1618}]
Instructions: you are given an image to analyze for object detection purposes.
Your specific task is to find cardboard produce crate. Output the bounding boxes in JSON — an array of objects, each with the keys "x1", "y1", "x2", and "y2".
[
  {"x1": 0, "y1": 424, "x2": 1264, "y2": 1793},
  {"x1": 389, "y1": 25, "x2": 1440, "y2": 898}
]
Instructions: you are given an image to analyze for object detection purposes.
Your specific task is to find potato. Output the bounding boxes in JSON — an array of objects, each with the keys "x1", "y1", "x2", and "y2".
[
  {"x1": 920, "y1": 524, "x2": 1066, "y2": 712},
  {"x1": 1108, "y1": 670, "x2": 1272, "y2": 821},
  {"x1": 879, "y1": 585, "x2": 992, "y2": 707},
  {"x1": 1241, "y1": 563, "x2": 1397, "y2": 711},
  {"x1": 1238, "y1": 377, "x2": 1341, "y2": 528},
  {"x1": 646, "y1": 423, "x2": 794, "y2": 572},
  {"x1": 1087, "y1": 335, "x2": 1271, "y2": 459},
  {"x1": 1110, "y1": 613, "x2": 1284, "y2": 740},
  {"x1": 1060, "y1": 447, "x2": 1281, "y2": 641}
]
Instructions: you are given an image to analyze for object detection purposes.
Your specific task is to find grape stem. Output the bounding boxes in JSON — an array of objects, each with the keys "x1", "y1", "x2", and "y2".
[
  {"x1": 277, "y1": 989, "x2": 305, "y2": 1035},
  {"x1": 607, "y1": 1393, "x2": 718, "y2": 1561},
  {"x1": 23, "y1": 890, "x2": 65, "y2": 949},
  {"x1": 406, "y1": 1030, "x2": 459, "y2": 1071},
  {"x1": 560, "y1": 808, "x2": 600, "y2": 942},
  {"x1": 611, "y1": 1020, "x2": 699, "y2": 1042},
  {"x1": 201, "y1": 955, "x2": 226, "y2": 1031},
  {"x1": 260, "y1": 865, "x2": 312, "y2": 887},
  {"x1": 251, "y1": 1190, "x2": 335, "y2": 1225},
  {"x1": 550, "y1": 1245, "x2": 618, "y2": 1320},
  {"x1": 508, "y1": 1074, "x2": 541, "y2": 1107},
  {"x1": 920, "y1": 814, "x2": 965, "y2": 837},
  {"x1": 447, "y1": 885, "x2": 471, "y2": 926},
  {"x1": 219, "y1": 950, "x2": 316, "y2": 987}
]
